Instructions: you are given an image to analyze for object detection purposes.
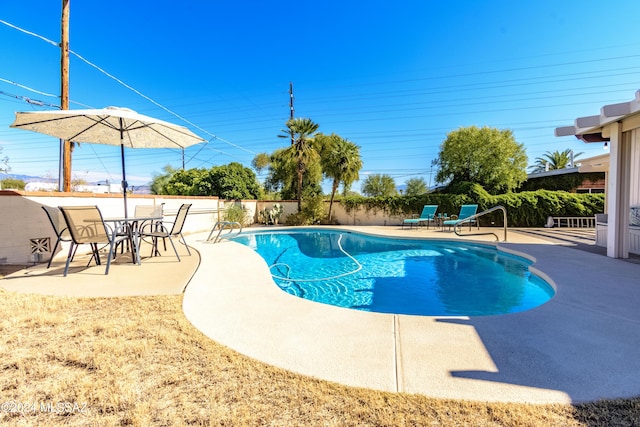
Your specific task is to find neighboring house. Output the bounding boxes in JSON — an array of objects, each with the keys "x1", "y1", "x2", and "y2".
[
  {"x1": 523, "y1": 153, "x2": 607, "y2": 194},
  {"x1": 556, "y1": 90, "x2": 640, "y2": 259}
]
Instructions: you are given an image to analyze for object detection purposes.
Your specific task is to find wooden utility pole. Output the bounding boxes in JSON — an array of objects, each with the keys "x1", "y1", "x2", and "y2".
[
  {"x1": 289, "y1": 81, "x2": 295, "y2": 145},
  {"x1": 60, "y1": 0, "x2": 71, "y2": 192}
]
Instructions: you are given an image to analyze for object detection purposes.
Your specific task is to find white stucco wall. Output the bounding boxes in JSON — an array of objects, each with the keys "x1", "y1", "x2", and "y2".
[
  {"x1": 0, "y1": 192, "x2": 221, "y2": 265},
  {"x1": 0, "y1": 193, "x2": 406, "y2": 265}
]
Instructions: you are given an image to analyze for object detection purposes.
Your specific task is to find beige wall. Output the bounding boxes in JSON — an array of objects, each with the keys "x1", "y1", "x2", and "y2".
[
  {"x1": 329, "y1": 203, "x2": 403, "y2": 226},
  {"x1": 0, "y1": 191, "x2": 220, "y2": 265}
]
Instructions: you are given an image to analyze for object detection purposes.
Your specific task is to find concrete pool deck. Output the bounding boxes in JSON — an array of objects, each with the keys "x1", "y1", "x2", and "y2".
[{"x1": 3, "y1": 226, "x2": 640, "y2": 403}]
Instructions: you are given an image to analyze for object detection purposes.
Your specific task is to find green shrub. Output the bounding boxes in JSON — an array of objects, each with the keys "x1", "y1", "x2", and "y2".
[
  {"x1": 223, "y1": 203, "x2": 248, "y2": 226},
  {"x1": 340, "y1": 185, "x2": 604, "y2": 227},
  {"x1": 1, "y1": 178, "x2": 26, "y2": 190},
  {"x1": 285, "y1": 189, "x2": 326, "y2": 225}
]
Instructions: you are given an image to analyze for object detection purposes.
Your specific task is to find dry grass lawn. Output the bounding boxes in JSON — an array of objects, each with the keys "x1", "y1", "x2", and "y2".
[{"x1": 0, "y1": 285, "x2": 639, "y2": 426}]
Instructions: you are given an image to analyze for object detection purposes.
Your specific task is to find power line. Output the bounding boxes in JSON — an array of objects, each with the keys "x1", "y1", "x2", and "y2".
[{"x1": 0, "y1": 18, "x2": 256, "y2": 156}]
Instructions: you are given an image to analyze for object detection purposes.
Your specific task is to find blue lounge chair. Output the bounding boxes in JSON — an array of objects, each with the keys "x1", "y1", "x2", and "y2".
[
  {"x1": 443, "y1": 204, "x2": 479, "y2": 231},
  {"x1": 402, "y1": 205, "x2": 438, "y2": 229}
]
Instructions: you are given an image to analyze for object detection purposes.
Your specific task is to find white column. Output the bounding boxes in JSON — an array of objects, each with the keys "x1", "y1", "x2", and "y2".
[{"x1": 606, "y1": 122, "x2": 631, "y2": 258}]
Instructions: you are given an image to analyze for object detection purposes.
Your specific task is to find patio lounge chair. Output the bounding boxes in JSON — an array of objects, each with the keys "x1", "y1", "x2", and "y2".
[
  {"x1": 140, "y1": 203, "x2": 192, "y2": 261},
  {"x1": 442, "y1": 204, "x2": 479, "y2": 231},
  {"x1": 41, "y1": 205, "x2": 73, "y2": 269},
  {"x1": 402, "y1": 205, "x2": 438, "y2": 229},
  {"x1": 59, "y1": 205, "x2": 131, "y2": 276}
]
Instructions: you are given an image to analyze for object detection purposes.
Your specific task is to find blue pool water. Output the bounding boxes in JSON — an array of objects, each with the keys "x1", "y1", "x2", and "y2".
[{"x1": 232, "y1": 229, "x2": 555, "y2": 316}]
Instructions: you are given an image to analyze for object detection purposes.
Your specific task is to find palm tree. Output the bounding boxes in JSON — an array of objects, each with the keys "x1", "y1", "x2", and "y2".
[
  {"x1": 530, "y1": 149, "x2": 583, "y2": 173},
  {"x1": 404, "y1": 177, "x2": 428, "y2": 196},
  {"x1": 322, "y1": 137, "x2": 363, "y2": 221},
  {"x1": 278, "y1": 118, "x2": 320, "y2": 211}
]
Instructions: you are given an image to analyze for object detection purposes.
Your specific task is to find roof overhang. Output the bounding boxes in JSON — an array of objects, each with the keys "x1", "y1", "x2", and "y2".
[
  {"x1": 555, "y1": 89, "x2": 640, "y2": 142},
  {"x1": 576, "y1": 153, "x2": 609, "y2": 173},
  {"x1": 526, "y1": 153, "x2": 610, "y2": 179}
]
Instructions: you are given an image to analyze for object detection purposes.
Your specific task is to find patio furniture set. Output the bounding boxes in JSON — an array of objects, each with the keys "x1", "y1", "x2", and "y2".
[
  {"x1": 402, "y1": 204, "x2": 479, "y2": 231},
  {"x1": 42, "y1": 203, "x2": 192, "y2": 276}
]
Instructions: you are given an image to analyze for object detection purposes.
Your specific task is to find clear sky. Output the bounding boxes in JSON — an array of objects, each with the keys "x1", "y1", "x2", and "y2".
[{"x1": 1, "y1": 1, "x2": 639, "y2": 191}]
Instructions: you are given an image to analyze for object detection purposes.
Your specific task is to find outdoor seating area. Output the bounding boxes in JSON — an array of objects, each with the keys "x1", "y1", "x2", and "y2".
[{"x1": 37, "y1": 202, "x2": 191, "y2": 277}]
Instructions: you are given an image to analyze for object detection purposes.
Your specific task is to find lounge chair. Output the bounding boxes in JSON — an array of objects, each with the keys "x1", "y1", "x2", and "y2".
[
  {"x1": 402, "y1": 205, "x2": 438, "y2": 229},
  {"x1": 41, "y1": 205, "x2": 73, "y2": 268},
  {"x1": 442, "y1": 204, "x2": 479, "y2": 231},
  {"x1": 140, "y1": 203, "x2": 192, "y2": 261},
  {"x1": 58, "y1": 205, "x2": 131, "y2": 276}
]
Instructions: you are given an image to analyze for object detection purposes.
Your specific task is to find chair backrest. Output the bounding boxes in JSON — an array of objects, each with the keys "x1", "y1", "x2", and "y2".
[
  {"x1": 457, "y1": 204, "x2": 478, "y2": 220},
  {"x1": 134, "y1": 203, "x2": 164, "y2": 218},
  {"x1": 42, "y1": 205, "x2": 71, "y2": 240},
  {"x1": 170, "y1": 204, "x2": 192, "y2": 234},
  {"x1": 420, "y1": 205, "x2": 438, "y2": 220},
  {"x1": 59, "y1": 206, "x2": 110, "y2": 244}
]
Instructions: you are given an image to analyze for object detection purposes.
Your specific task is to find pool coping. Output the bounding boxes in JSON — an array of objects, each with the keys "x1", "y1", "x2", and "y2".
[{"x1": 182, "y1": 226, "x2": 640, "y2": 404}]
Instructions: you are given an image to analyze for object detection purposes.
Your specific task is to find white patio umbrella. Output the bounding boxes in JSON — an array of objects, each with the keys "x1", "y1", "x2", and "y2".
[{"x1": 10, "y1": 106, "x2": 205, "y2": 217}]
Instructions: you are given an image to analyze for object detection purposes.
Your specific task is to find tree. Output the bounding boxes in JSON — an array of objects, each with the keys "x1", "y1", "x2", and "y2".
[
  {"x1": 164, "y1": 168, "x2": 204, "y2": 195},
  {"x1": 251, "y1": 152, "x2": 271, "y2": 174},
  {"x1": 435, "y1": 126, "x2": 528, "y2": 194},
  {"x1": 206, "y1": 162, "x2": 262, "y2": 199},
  {"x1": 257, "y1": 147, "x2": 322, "y2": 200},
  {"x1": 161, "y1": 163, "x2": 262, "y2": 199},
  {"x1": 529, "y1": 149, "x2": 583, "y2": 173},
  {"x1": 278, "y1": 118, "x2": 320, "y2": 211},
  {"x1": 404, "y1": 177, "x2": 428, "y2": 196},
  {"x1": 362, "y1": 174, "x2": 397, "y2": 197},
  {"x1": 319, "y1": 134, "x2": 363, "y2": 221},
  {"x1": 150, "y1": 165, "x2": 178, "y2": 195}
]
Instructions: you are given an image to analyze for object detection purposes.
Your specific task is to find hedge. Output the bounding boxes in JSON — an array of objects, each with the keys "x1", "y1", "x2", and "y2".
[{"x1": 341, "y1": 184, "x2": 605, "y2": 227}]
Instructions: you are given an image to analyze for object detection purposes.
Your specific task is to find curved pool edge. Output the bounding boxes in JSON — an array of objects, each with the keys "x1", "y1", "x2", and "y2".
[
  {"x1": 182, "y1": 228, "x2": 640, "y2": 404},
  {"x1": 235, "y1": 227, "x2": 556, "y2": 316},
  {"x1": 495, "y1": 244, "x2": 558, "y2": 293}
]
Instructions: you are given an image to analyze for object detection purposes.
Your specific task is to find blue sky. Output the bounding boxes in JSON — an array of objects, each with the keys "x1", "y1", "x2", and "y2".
[{"x1": 1, "y1": 1, "x2": 639, "y2": 191}]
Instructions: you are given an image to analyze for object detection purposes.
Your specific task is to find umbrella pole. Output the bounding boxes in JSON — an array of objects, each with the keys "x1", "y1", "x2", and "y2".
[{"x1": 121, "y1": 142, "x2": 128, "y2": 218}]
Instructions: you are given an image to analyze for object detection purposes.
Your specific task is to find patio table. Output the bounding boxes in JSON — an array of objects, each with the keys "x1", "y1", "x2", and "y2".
[{"x1": 103, "y1": 216, "x2": 163, "y2": 265}]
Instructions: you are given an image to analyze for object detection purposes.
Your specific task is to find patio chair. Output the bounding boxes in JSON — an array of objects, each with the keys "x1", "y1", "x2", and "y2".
[
  {"x1": 140, "y1": 203, "x2": 192, "y2": 261},
  {"x1": 115, "y1": 203, "x2": 166, "y2": 254},
  {"x1": 442, "y1": 204, "x2": 479, "y2": 231},
  {"x1": 402, "y1": 205, "x2": 438, "y2": 229},
  {"x1": 135, "y1": 203, "x2": 164, "y2": 222},
  {"x1": 41, "y1": 205, "x2": 73, "y2": 268},
  {"x1": 59, "y1": 205, "x2": 131, "y2": 276}
]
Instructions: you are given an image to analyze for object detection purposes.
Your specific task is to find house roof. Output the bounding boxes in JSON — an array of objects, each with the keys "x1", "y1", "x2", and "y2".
[
  {"x1": 555, "y1": 89, "x2": 640, "y2": 142},
  {"x1": 527, "y1": 153, "x2": 609, "y2": 179}
]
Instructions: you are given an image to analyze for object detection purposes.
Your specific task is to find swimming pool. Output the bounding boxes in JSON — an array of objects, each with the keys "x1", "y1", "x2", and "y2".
[{"x1": 232, "y1": 229, "x2": 555, "y2": 316}]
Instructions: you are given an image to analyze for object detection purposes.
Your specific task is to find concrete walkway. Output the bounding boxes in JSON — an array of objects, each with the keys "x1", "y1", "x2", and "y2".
[
  {"x1": 0, "y1": 239, "x2": 197, "y2": 297},
  {"x1": 182, "y1": 226, "x2": 640, "y2": 404},
  {"x1": 3, "y1": 226, "x2": 640, "y2": 404}
]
